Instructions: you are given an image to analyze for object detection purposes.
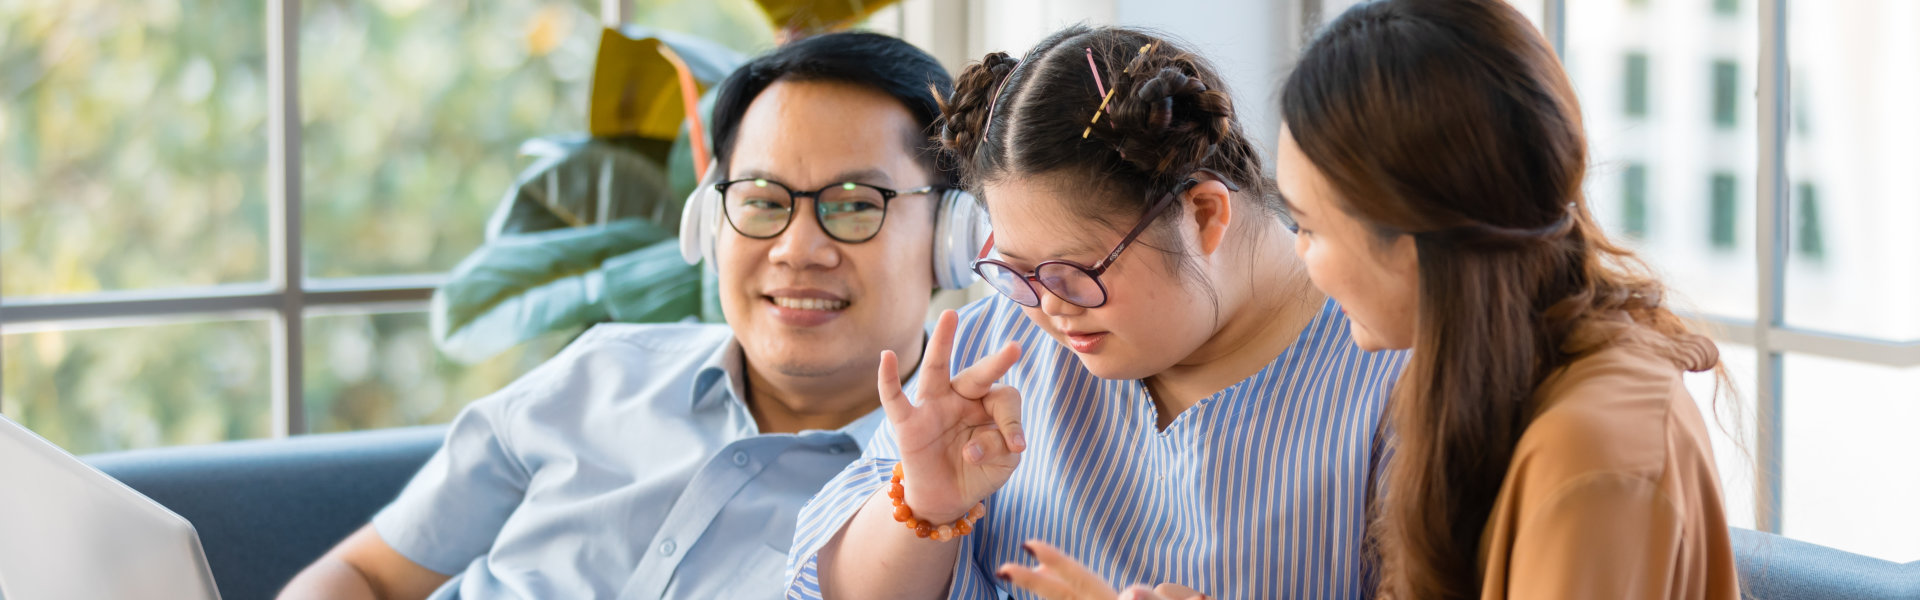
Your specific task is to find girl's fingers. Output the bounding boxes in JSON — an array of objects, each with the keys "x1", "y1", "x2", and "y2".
[
  {"x1": 875, "y1": 350, "x2": 912, "y2": 422},
  {"x1": 964, "y1": 423, "x2": 1012, "y2": 465},
  {"x1": 917, "y1": 310, "x2": 959, "y2": 393},
  {"x1": 1021, "y1": 540, "x2": 1118, "y2": 598},
  {"x1": 1120, "y1": 585, "x2": 1175, "y2": 600},
  {"x1": 949, "y1": 340, "x2": 1021, "y2": 400},
  {"x1": 997, "y1": 562, "x2": 1076, "y2": 600},
  {"x1": 981, "y1": 383, "x2": 1027, "y2": 452}
]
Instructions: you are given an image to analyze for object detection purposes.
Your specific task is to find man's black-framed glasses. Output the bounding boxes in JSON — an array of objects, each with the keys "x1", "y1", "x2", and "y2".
[
  {"x1": 717, "y1": 177, "x2": 935, "y2": 244},
  {"x1": 972, "y1": 170, "x2": 1239, "y2": 309}
]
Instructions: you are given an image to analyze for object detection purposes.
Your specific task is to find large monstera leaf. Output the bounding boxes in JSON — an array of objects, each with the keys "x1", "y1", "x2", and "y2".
[{"x1": 429, "y1": 26, "x2": 742, "y2": 363}]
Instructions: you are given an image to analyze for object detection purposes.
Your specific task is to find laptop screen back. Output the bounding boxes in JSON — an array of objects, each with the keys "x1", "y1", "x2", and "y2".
[{"x1": 0, "y1": 416, "x2": 220, "y2": 600}]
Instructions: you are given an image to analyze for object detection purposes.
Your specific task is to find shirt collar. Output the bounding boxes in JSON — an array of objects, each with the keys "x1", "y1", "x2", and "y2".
[
  {"x1": 687, "y1": 331, "x2": 919, "y2": 452},
  {"x1": 689, "y1": 335, "x2": 748, "y2": 411}
]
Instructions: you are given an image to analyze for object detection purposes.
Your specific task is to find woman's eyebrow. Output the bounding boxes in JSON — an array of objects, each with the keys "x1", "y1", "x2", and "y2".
[{"x1": 1277, "y1": 190, "x2": 1308, "y2": 219}]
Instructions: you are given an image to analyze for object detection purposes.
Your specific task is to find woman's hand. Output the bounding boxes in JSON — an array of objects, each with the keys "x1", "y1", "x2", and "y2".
[
  {"x1": 997, "y1": 540, "x2": 1209, "y2": 600},
  {"x1": 878, "y1": 309, "x2": 1026, "y2": 524}
]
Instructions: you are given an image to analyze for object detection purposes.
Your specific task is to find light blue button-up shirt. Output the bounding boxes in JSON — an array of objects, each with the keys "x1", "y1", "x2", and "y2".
[{"x1": 372, "y1": 322, "x2": 884, "y2": 599}]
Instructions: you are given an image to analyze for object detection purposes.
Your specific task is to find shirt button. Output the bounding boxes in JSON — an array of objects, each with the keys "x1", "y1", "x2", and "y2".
[
  {"x1": 828, "y1": 445, "x2": 845, "y2": 455},
  {"x1": 659, "y1": 540, "x2": 677, "y2": 556},
  {"x1": 732, "y1": 451, "x2": 749, "y2": 467}
]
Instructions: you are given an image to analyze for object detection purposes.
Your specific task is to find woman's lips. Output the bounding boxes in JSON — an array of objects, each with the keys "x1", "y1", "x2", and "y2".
[{"x1": 1065, "y1": 331, "x2": 1108, "y2": 353}]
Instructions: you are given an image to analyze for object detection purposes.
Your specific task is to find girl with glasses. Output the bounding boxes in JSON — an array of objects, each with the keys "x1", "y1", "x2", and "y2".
[{"x1": 786, "y1": 25, "x2": 1407, "y2": 600}]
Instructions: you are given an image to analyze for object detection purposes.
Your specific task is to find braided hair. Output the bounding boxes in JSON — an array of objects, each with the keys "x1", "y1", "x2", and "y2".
[{"x1": 936, "y1": 26, "x2": 1277, "y2": 229}]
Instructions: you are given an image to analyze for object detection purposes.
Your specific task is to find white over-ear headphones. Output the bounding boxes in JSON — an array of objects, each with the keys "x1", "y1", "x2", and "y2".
[{"x1": 678, "y1": 159, "x2": 990, "y2": 291}]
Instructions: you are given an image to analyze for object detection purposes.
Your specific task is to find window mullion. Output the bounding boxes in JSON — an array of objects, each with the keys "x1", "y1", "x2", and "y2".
[
  {"x1": 1543, "y1": 0, "x2": 1566, "y2": 56},
  {"x1": 601, "y1": 0, "x2": 630, "y2": 27},
  {"x1": 268, "y1": 0, "x2": 307, "y2": 438},
  {"x1": 1754, "y1": 0, "x2": 1790, "y2": 535}
]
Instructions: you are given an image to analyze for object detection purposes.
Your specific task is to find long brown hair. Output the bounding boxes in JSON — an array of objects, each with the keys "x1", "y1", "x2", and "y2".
[
  {"x1": 1280, "y1": 1, "x2": 1726, "y2": 597},
  {"x1": 937, "y1": 25, "x2": 1278, "y2": 273}
]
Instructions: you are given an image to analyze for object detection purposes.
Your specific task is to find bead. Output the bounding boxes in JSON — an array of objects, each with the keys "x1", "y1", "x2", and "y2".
[{"x1": 886, "y1": 461, "x2": 980, "y2": 542}]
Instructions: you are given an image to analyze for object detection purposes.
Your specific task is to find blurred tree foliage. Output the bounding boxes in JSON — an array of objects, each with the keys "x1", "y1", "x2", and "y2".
[
  {"x1": 0, "y1": 0, "x2": 863, "y2": 454},
  {"x1": 1, "y1": 0, "x2": 270, "y2": 297}
]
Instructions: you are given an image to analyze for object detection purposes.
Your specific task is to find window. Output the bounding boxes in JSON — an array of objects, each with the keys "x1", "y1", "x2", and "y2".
[
  {"x1": 1794, "y1": 183, "x2": 1824, "y2": 260},
  {"x1": 1782, "y1": 0, "x2": 1918, "y2": 341},
  {"x1": 1710, "y1": 173, "x2": 1738, "y2": 249},
  {"x1": 1624, "y1": 52, "x2": 1650, "y2": 117},
  {"x1": 1712, "y1": 60, "x2": 1740, "y2": 129},
  {"x1": 1, "y1": 0, "x2": 618, "y2": 453},
  {"x1": 1622, "y1": 163, "x2": 1649, "y2": 237},
  {"x1": 1571, "y1": 0, "x2": 1920, "y2": 563},
  {"x1": 2, "y1": 320, "x2": 272, "y2": 454}
]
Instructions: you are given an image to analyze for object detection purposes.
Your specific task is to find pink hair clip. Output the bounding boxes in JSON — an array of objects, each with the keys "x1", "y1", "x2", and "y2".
[{"x1": 1083, "y1": 43, "x2": 1155, "y2": 139}]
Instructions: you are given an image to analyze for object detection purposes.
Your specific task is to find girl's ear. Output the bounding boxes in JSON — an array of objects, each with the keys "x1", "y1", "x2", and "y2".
[{"x1": 1184, "y1": 180, "x2": 1234, "y2": 256}]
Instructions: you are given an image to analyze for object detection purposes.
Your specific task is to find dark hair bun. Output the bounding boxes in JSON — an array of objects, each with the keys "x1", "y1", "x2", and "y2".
[
  {"x1": 938, "y1": 52, "x2": 1020, "y2": 168},
  {"x1": 1101, "y1": 57, "x2": 1234, "y2": 179}
]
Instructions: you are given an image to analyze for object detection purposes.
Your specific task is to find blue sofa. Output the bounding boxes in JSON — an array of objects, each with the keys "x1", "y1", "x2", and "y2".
[{"x1": 87, "y1": 427, "x2": 1918, "y2": 600}]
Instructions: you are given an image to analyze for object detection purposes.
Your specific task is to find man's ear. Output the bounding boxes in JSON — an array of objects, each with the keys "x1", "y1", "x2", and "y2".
[{"x1": 1184, "y1": 180, "x2": 1234, "y2": 256}]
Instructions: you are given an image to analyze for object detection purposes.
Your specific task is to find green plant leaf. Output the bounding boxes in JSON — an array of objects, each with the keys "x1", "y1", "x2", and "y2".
[
  {"x1": 430, "y1": 219, "x2": 700, "y2": 363},
  {"x1": 482, "y1": 135, "x2": 680, "y2": 239}
]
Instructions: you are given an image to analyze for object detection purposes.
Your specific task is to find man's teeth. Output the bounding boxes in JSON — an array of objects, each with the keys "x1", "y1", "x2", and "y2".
[{"x1": 771, "y1": 296, "x2": 849, "y2": 311}]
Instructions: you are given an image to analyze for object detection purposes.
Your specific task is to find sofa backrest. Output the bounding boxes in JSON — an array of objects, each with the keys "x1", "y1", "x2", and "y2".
[
  {"x1": 1730, "y1": 527, "x2": 1920, "y2": 599},
  {"x1": 87, "y1": 426, "x2": 445, "y2": 600}
]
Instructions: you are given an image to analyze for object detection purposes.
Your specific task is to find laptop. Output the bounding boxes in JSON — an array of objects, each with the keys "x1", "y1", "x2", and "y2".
[{"x1": 0, "y1": 415, "x2": 221, "y2": 600}]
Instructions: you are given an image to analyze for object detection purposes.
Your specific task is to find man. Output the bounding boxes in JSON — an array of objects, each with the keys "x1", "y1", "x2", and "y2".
[{"x1": 280, "y1": 32, "x2": 958, "y2": 599}]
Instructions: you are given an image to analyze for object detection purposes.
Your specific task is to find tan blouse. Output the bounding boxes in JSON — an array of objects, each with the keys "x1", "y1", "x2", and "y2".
[{"x1": 1477, "y1": 325, "x2": 1741, "y2": 599}]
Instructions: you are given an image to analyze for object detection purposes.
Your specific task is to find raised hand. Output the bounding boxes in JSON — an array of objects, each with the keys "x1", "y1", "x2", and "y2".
[
  {"x1": 998, "y1": 540, "x2": 1209, "y2": 600},
  {"x1": 877, "y1": 309, "x2": 1025, "y2": 524}
]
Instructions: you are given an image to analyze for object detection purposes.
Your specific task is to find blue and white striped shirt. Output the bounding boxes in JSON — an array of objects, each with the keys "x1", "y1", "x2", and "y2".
[{"x1": 785, "y1": 294, "x2": 1408, "y2": 599}]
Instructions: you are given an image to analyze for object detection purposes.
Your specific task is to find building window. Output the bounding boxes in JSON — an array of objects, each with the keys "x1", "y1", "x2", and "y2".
[
  {"x1": 1625, "y1": 53, "x2": 1650, "y2": 117},
  {"x1": 1710, "y1": 173, "x2": 1738, "y2": 249},
  {"x1": 1796, "y1": 182, "x2": 1826, "y2": 260},
  {"x1": 1623, "y1": 163, "x2": 1649, "y2": 237},
  {"x1": 1712, "y1": 60, "x2": 1740, "y2": 128}
]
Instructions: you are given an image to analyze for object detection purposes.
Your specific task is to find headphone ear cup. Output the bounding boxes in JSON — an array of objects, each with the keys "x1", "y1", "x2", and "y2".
[
  {"x1": 931, "y1": 188, "x2": 990, "y2": 290},
  {"x1": 679, "y1": 160, "x2": 724, "y2": 269}
]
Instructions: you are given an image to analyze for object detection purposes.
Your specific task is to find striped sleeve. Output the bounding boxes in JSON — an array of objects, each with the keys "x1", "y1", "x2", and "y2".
[
  {"x1": 785, "y1": 421, "x2": 900, "y2": 599},
  {"x1": 786, "y1": 297, "x2": 1014, "y2": 600},
  {"x1": 782, "y1": 420, "x2": 1004, "y2": 600}
]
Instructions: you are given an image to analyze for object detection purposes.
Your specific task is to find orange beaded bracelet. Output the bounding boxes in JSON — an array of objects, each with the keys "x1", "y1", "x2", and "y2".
[{"x1": 887, "y1": 462, "x2": 986, "y2": 542}]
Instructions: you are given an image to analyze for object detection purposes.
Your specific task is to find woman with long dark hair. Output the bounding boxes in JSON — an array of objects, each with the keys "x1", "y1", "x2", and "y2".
[{"x1": 1272, "y1": 1, "x2": 1741, "y2": 597}]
